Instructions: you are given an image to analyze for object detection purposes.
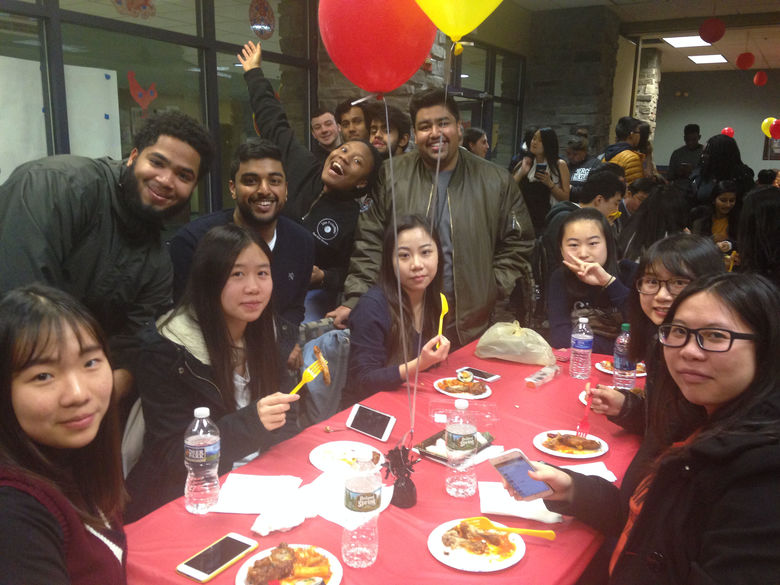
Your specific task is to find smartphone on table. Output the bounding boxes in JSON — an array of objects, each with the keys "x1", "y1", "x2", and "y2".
[
  {"x1": 456, "y1": 366, "x2": 501, "y2": 382},
  {"x1": 490, "y1": 449, "x2": 553, "y2": 501},
  {"x1": 176, "y1": 532, "x2": 258, "y2": 582},
  {"x1": 346, "y1": 403, "x2": 396, "y2": 442}
]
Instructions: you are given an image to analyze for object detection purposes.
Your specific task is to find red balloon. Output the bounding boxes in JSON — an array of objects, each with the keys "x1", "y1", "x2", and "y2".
[
  {"x1": 699, "y1": 17, "x2": 725, "y2": 44},
  {"x1": 721, "y1": 127, "x2": 734, "y2": 137},
  {"x1": 735, "y1": 52, "x2": 755, "y2": 70},
  {"x1": 771, "y1": 119, "x2": 780, "y2": 140},
  {"x1": 319, "y1": 0, "x2": 437, "y2": 94},
  {"x1": 754, "y1": 71, "x2": 768, "y2": 87}
]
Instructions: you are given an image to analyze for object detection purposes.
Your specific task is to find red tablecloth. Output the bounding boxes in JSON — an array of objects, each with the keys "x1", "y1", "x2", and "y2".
[{"x1": 126, "y1": 344, "x2": 641, "y2": 584}]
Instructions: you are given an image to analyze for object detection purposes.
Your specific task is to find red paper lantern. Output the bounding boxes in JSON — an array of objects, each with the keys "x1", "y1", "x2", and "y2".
[
  {"x1": 770, "y1": 119, "x2": 780, "y2": 140},
  {"x1": 319, "y1": 0, "x2": 437, "y2": 94},
  {"x1": 754, "y1": 71, "x2": 768, "y2": 87},
  {"x1": 735, "y1": 52, "x2": 755, "y2": 70},
  {"x1": 721, "y1": 127, "x2": 734, "y2": 137},
  {"x1": 699, "y1": 18, "x2": 725, "y2": 44}
]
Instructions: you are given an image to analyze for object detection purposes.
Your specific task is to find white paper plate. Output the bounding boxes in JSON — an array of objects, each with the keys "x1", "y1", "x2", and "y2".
[
  {"x1": 433, "y1": 378, "x2": 492, "y2": 400},
  {"x1": 427, "y1": 518, "x2": 525, "y2": 572},
  {"x1": 532, "y1": 430, "x2": 608, "y2": 460},
  {"x1": 594, "y1": 360, "x2": 647, "y2": 377},
  {"x1": 308, "y1": 440, "x2": 384, "y2": 473},
  {"x1": 235, "y1": 544, "x2": 342, "y2": 585}
]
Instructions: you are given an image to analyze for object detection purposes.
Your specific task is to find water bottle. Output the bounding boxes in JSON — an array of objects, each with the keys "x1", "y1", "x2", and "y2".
[
  {"x1": 184, "y1": 407, "x2": 220, "y2": 514},
  {"x1": 444, "y1": 399, "x2": 478, "y2": 498},
  {"x1": 342, "y1": 449, "x2": 381, "y2": 568},
  {"x1": 570, "y1": 317, "x2": 594, "y2": 379},
  {"x1": 613, "y1": 323, "x2": 636, "y2": 390}
]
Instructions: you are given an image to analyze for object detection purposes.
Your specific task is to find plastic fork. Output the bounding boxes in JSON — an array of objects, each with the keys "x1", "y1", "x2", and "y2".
[
  {"x1": 436, "y1": 293, "x2": 449, "y2": 349},
  {"x1": 462, "y1": 517, "x2": 556, "y2": 541},
  {"x1": 289, "y1": 360, "x2": 323, "y2": 395},
  {"x1": 575, "y1": 382, "x2": 592, "y2": 438}
]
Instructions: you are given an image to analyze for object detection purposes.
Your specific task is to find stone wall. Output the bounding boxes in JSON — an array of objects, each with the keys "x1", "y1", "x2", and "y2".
[
  {"x1": 522, "y1": 6, "x2": 621, "y2": 155},
  {"x1": 634, "y1": 48, "x2": 661, "y2": 136}
]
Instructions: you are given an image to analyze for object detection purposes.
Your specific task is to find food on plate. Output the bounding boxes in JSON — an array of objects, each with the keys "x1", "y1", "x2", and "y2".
[
  {"x1": 313, "y1": 345, "x2": 331, "y2": 385},
  {"x1": 245, "y1": 543, "x2": 332, "y2": 585},
  {"x1": 437, "y1": 377, "x2": 487, "y2": 395},
  {"x1": 543, "y1": 432, "x2": 601, "y2": 454},
  {"x1": 598, "y1": 360, "x2": 646, "y2": 374},
  {"x1": 340, "y1": 449, "x2": 381, "y2": 467},
  {"x1": 441, "y1": 520, "x2": 515, "y2": 559},
  {"x1": 457, "y1": 370, "x2": 474, "y2": 383}
]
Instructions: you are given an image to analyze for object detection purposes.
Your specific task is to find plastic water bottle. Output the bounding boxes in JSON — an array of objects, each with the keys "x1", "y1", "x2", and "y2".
[
  {"x1": 342, "y1": 450, "x2": 381, "y2": 568},
  {"x1": 445, "y1": 399, "x2": 478, "y2": 498},
  {"x1": 184, "y1": 407, "x2": 220, "y2": 514},
  {"x1": 613, "y1": 323, "x2": 636, "y2": 390},
  {"x1": 570, "y1": 317, "x2": 594, "y2": 379}
]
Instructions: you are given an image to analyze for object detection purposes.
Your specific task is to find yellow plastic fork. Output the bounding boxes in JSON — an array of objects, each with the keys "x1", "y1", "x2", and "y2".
[
  {"x1": 436, "y1": 293, "x2": 449, "y2": 349},
  {"x1": 463, "y1": 517, "x2": 556, "y2": 540},
  {"x1": 289, "y1": 360, "x2": 323, "y2": 395}
]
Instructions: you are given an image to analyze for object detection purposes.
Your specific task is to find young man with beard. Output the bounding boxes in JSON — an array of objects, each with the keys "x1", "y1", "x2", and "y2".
[
  {"x1": 238, "y1": 41, "x2": 381, "y2": 320},
  {"x1": 365, "y1": 102, "x2": 411, "y2": 159},
  {"x1": 0, "y1": 111, "x2": 214, "y2": 394},
  {"x1": 329, "y1": 88, "x2": 534, "y2": 347},
  {"x1": 310, "y1": 107, "x2": 342, "y2": 164},
  {"x1": 169, "y1": 138, "x2": 315, "y2": 369}
]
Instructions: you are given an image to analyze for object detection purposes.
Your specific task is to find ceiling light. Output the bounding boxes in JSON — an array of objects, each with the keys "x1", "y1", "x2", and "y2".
[
  {"x1": 460, "y1": 74, "x2": 469, "y2": 78},
  {"x1": 663, "y1": 36, "x2": 711, "y2": 48},
  {"x1": 688, "y1": 54, "x2": 727, "y2": 64}
]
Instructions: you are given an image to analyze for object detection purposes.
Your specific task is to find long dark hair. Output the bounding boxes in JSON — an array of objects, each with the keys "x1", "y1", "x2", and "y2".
[
  {"x1": 626, "y1": 234, "x2": 724, "y2": 362},
  {"x1": 0, "y1": 285, "x2": 125, "y2": 527},
  {"x1": 619, "y1": 184, "x2": 689, "y2": 261},
  {"x1": 738, "y1": 186, "x2": 780, "y2": 287},
  {"x1": 536, "y1": 127, "x2": 562, "y2": 183},
  {"x1": 174, "y1": 224, "x2": 278, "y2": 410},
  {"x1": 650, "y1": 273, "x2": 780, "y2": 448},
  {"x1": 699, "y1": 134, "x2": 745, "y2": 183},
  {"x1": 379, "y1": 215, "x2": 444, "y2": 364},
  {"x1": 694, "y1": 180, "x2": 741, "y2": 242}
]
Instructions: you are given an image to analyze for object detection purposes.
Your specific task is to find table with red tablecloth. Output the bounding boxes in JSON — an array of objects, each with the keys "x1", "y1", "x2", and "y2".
[{"x1": 126, "y1": 342, "x2": 642, "y2": 585}]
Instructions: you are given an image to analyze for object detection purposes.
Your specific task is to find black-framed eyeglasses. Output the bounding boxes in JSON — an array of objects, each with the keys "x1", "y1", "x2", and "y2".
[
  {"x1": 636, "y1": 277, "x2": 691, "y2": 296},
  {"x1": 658, "y1": 324, "x2": 757, "y2": 352}
]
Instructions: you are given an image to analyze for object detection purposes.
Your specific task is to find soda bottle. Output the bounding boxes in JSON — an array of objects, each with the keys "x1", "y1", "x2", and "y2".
[
  {"x1": 444, "y1": 399, "x2": 478, "y2": 498},
  {"x1": 184, "y1": 407, "x2": 220, "y2": 514},
  {"x1": 342, "y1": 449, "x2": 381, "y2": 568},
  {"x1": 569, "y1": 317, "x2": 594, "y2": 379},
  {"x1": 613, "y1": 323, "x2": 636, "y2": 390}
]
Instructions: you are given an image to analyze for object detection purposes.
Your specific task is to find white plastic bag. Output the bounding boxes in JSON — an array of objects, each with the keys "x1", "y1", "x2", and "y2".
[{"x1": 474, "y1": 321, "x2": 555, "y2": 366}]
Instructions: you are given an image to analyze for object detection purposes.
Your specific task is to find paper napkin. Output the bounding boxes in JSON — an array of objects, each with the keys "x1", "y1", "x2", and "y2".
[{"x1": 478, "y1": 481, "x2": 563, "y2": 524}]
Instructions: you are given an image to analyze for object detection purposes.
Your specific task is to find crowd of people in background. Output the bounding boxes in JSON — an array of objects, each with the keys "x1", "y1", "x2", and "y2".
[{"x1": 1, "y1": 36, "x2": 779, "y2": 585}]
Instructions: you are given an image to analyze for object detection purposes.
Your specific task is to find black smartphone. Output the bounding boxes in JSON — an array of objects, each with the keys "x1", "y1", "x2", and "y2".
[
  {"x1": 536, "y1": 162, "x2": 548, "y2": 173},
  {"x1": 346, "y1": 403, "x2": 396, "y2": 442},
  {"x1": 490, "y1": 449, "x2": 553, "y2": 501}
]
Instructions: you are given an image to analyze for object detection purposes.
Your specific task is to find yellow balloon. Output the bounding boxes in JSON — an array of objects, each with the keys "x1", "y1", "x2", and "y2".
[
  {"x1": 761, "y1": 117, "x2": 776, "y2": 138},
  {"x1": 415, "y1": 0, "x2": 504, "y2": 42}
]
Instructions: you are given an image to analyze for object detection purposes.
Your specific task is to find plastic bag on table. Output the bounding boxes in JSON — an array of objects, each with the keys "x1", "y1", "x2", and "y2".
[{"x1": 474, "y1": 321, "x2": 555, "y2": 366}]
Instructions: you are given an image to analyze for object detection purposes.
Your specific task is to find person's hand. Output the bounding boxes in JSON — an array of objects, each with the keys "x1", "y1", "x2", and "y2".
[
  {"x1": 512, "y1": 156, "x2": 532, "y2": 182},
  {"x1": 326, "y1": 305, "x2": 351, "y2": 329},
  {"x1": 562, "y1": 255, "x2": 614, "y2": 288},
  {"x1": 310, "y1": 265, "x2": 325, "y2": 286},
  {"x1": 589, "y1": 384, "x2": 625, "y2": 416},
  {"x1": 256, "y1": 392, "x2": 300, "y2": 431},
  {"x1": 237, "y1": 40, "x2": 262, "y2": 71},
  {"x1": 501, "y1": 461, "x2": 573, "y2": 502},
  {"x1": 418, "y1": 335, "x2": 450, "y2": 371},
  {"x1": 112, "y1": 368, "x2": 134, "y2": 401},
  {"x1": 286, "y1": 343, "x2": 303, "y2": 371},
  {"x1": 535, "y1": 168, "x2": 553, "y2": 187},
  {"x1": 716, "y1": 240, "x2": 731, "y2": 252}
]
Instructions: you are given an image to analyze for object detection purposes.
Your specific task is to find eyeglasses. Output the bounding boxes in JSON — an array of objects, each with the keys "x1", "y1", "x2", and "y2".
[
  {"x1": 636, "y1": 277, "x2": 691, "y2": 296},
  {"x1": 658, "y1": 324, "x2": 756, "y2": 352}
]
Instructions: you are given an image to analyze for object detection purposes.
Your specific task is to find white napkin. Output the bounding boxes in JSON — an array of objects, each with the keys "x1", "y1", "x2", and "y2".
[
  {"x1": 306, "y1": 472, "x2": 394, "y2": 531},
  {"x1": 561, "y1": 461, "x2": 617, "y2": 482},
  {"x1": 212, "y1": 473, "x2": 302, "y2": 514},
  {"x1": 478, "y1": 481, "x2": 563, "y2": 524}
]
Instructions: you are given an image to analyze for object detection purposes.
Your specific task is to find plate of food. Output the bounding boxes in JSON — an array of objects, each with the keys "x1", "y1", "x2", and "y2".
[
  {"x1": 433, "y1": 377, "x2": 492, "y2": 399},
  {"x1": 594, "y1": 360, "x2": 647, "y2": 377},
  {"x1": 532, "y1": 430, "x2": 608, "y2": 459},
  {"x1": 237, "y1": 543, "x2": 341, "y2": 585},
  {"x1": 415, "y1": 430, "x2": 494, "y2": 463},
  {"x1": 308, "y1": 441, "x2": 384, "y2": 473},
  {"x1": 427, "y1": 517, "x2": 525, "y2": 572}
]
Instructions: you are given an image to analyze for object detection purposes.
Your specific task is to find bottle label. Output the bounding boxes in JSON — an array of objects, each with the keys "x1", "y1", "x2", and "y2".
[
  {"x1": 571, "y1": 337, "x2": 593, "y2": 350},
  {"x1": 446, "y1": 431, "x2": 477, "y2": 451},
  {"x1": 344, "y1": 487, "x2": 381, "y2": 512},
  {"x1": 185, "y1": 440, "x2": 220, "y2": 464}
]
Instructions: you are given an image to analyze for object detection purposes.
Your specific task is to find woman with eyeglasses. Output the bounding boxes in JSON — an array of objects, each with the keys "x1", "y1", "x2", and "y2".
[{"x1": 517, "y1": 272, "x2": 780, "y2": 584}]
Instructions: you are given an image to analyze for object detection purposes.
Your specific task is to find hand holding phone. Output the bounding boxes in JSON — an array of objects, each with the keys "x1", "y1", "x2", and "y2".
[
  {"x1": 490, "y1": 449, "x2": 553, "y2": 501},
  {"x1": 535, "y1": 162, "x2": 548, "y2": 174},
  {"x1": 346, "y1": 404, "x2": 396, "y2": 442},
  {"x1": 176, "y1": 533, "x2": 258, "y2": 582}
]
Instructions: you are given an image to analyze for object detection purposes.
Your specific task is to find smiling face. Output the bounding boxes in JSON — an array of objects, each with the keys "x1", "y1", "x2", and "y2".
[
  {"x1": 413, "y1": 104, "x2": 462, "y2": 172},
  {"x1": 561, "y1": 219, "x2": 608, "y2": 266},
  {"x1": 663, "y1": 291, "x2": 757, "y2": 414},
  {"x1": 231, "y1": 158, "x2": 287, "y2": 228},
  {"x1": 639, "y1": 263, "x2": 690, "y2": 325},
  {"x1": 339, "y1": 106, "x2": 369, "y2": 141},
  {"x1": 11, "y1": 325, "x2": 112, "y2": 450},
  {"x1": 321, "y1": 141, "x2": 372, "y2": 193},
  {"x1": 126, "y1": 135, "x2": 201, "y2": 213},
  {"x1": 311, "y1": 112, "x2": 340, "y2": 149},
  {"x1": 220, "y1": 242, "x2": 272, "y2": 343},
  {"x1": 714, "y1": 191, "x2": 737, "y2": 218},
  {"x1": 393, "y1": 226, "x2": 438, "y2": 299}
]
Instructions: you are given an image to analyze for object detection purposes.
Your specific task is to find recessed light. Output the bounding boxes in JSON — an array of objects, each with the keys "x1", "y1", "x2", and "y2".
[
  {"x1": 663, "y1": 36, "x2": 711, "y2": 48},
  {"x1": 461, "y1": 74, "x2": 469, "y2": 78},
  {"x1": 688, "y1": 54, "x2": 727, "y2": 64}
]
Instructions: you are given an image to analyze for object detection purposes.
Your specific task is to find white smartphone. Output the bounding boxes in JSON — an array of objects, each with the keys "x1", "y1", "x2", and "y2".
[
  {"x1": 346, "y1": 403, "x2": 396, "y2": 442},
  {"x1": 456, "y1": 366, "x2": 501, "y2": 382},
  {"x1": 490, "y1": 448, "x2": 554, "y2": 501},
  {"x1": 176, "y1": 532, "x2": 258, "y2": 582}
]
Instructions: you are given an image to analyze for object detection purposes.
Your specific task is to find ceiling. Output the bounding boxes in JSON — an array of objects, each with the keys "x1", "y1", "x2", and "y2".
[{"x1": 509, "y1": 0, "x2": 780, "y2": 72}]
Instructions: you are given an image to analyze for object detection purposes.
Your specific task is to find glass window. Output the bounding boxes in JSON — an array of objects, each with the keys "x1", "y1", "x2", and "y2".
[
  {"x1": 458, "y1": 45, "x2": 488, "y2": 91},
  {"x1": 59, "y1": 0, "x2": 198, "y2": 35},
  {"x1": 0, "y1": 12, "x2": 48, "y2": 180},
  {"x1": 216, "y1": 0, "x2": 307, "y2": 58},
  {"x1": 495, "y1": 53, "x2": 522, "y2": 100},
  {"x1": 492, "y1": 101, "x2": 518, "y2": 170}
]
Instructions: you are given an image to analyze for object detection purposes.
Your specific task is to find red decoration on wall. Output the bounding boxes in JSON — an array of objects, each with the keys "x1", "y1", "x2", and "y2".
[
  {"x1": 721, "y1": 127, "x2": 734, "y2": 137},
  {"x1": 770, "y1": 119, "x2": 780, "y2": 140},
  {"x1": 735, "y1": 52, "x2": 755, "y2": 70},
  {"x1": 128, "y1": 71, "x2": 158, "y2": 117},
  {"x1": 699, "y1": 18, "x2": 725, "y2": 44},
  {"x1": 113, "y1": 0, "x2": 156, "y2": 19},
  {"x1": 753, "y1": 71, "x2": 768, "y2": 87}
]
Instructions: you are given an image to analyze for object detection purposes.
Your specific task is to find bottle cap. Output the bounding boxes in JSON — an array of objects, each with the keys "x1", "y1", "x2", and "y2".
[
  {"x1": 194, "y1": 407, "x2": 210, "y2": 419},
  {"x1": 454, "y1": 398, "x2": 469, "y2": 410},
  {"x1": 621, "y1": 323, "x2": 630, "y2": 331},
  {"x1": 578, "y1": 317, "x2": 588, "y2": 324}
]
